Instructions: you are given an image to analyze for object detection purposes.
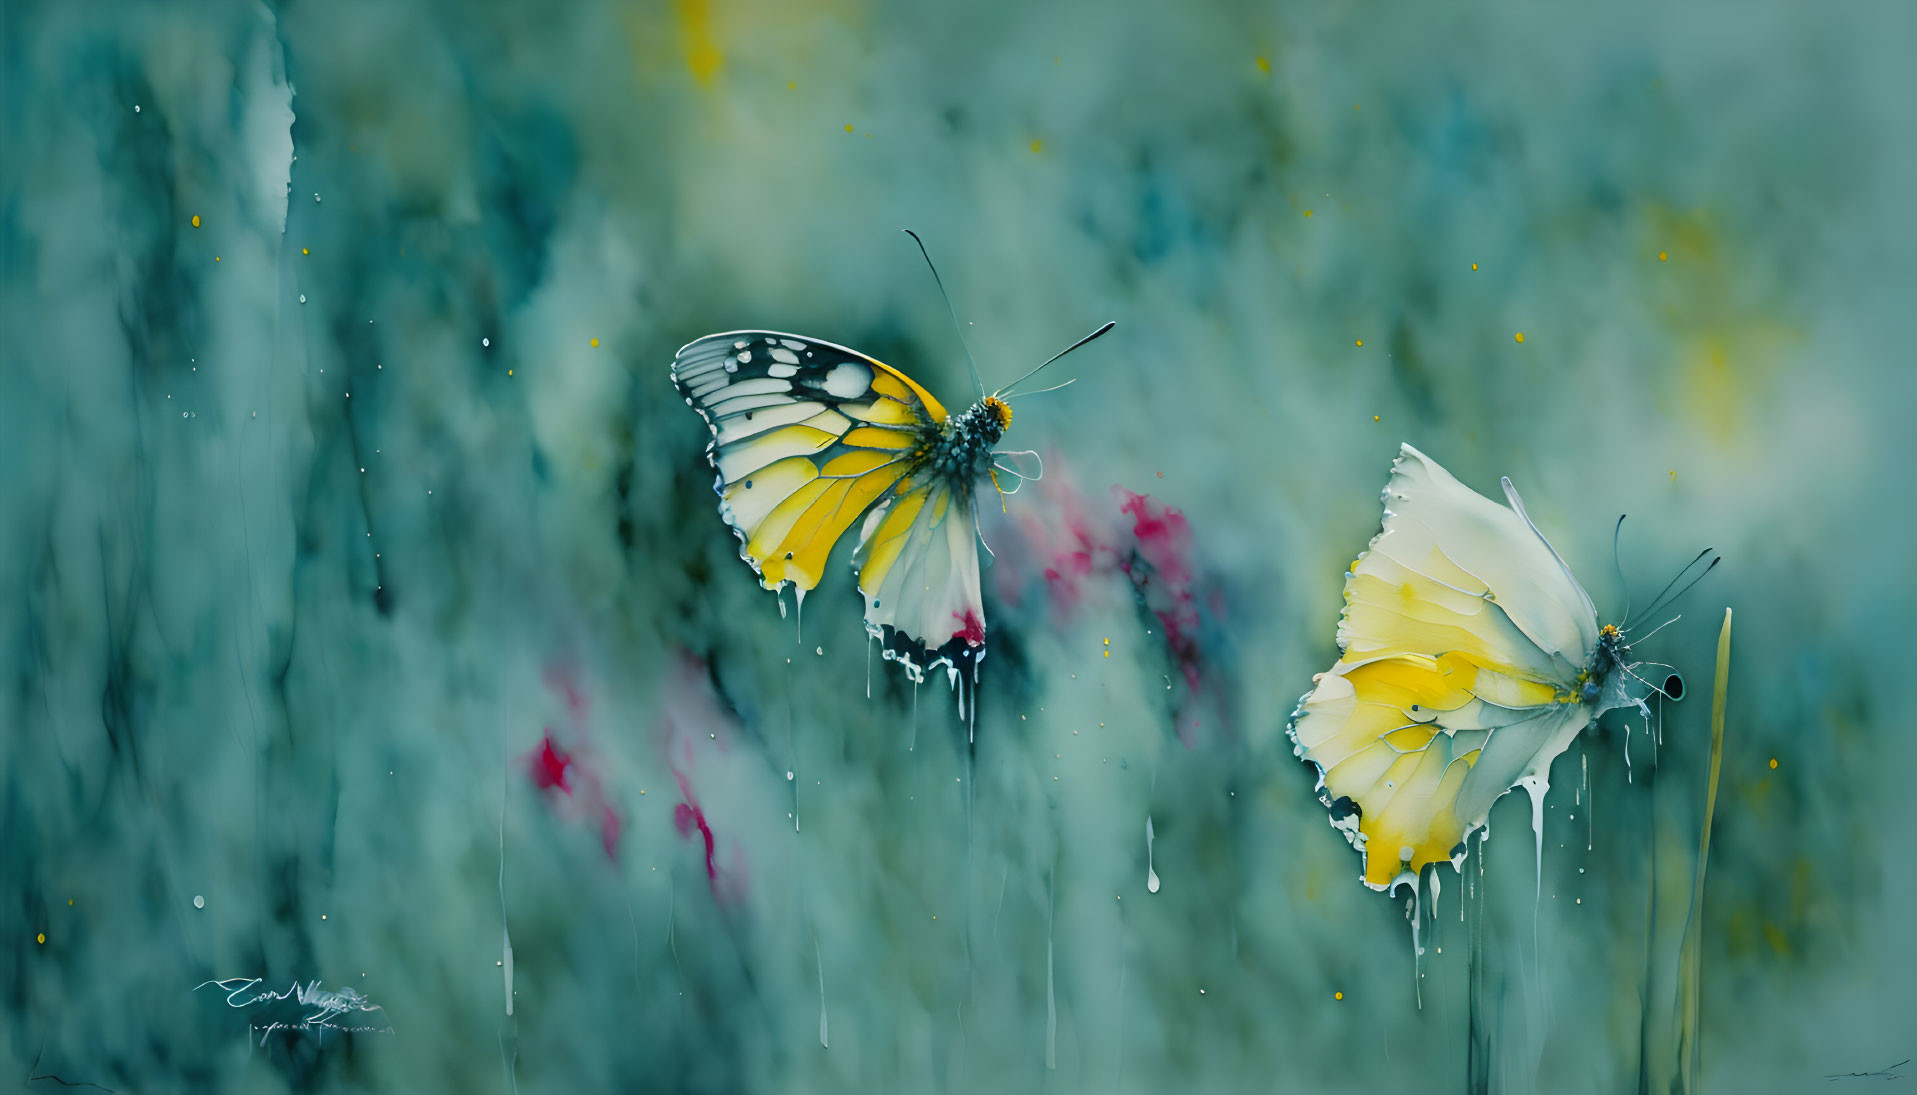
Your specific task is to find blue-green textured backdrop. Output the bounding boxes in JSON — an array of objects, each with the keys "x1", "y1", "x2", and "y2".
[{"x1": 3, "y1": 1, "x2": 1912, "y2": 1092}]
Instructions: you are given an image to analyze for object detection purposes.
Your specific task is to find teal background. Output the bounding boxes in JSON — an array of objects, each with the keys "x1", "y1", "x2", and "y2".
[{"x1": 3, "y1": 1, "x2": 1913, "y2": 1092}]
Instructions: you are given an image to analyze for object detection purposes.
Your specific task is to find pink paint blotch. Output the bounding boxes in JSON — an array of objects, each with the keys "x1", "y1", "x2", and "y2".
[
  {"x1": 527, "y1": 731, "x2": 573, "y2": 794},
  {"x1": 951, "y1": 607, "x2": 986, "y2": 646}
]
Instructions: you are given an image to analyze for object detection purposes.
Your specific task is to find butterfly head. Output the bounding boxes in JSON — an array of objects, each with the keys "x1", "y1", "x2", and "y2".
[{"x1": 983, "y1": 396, "x2": 1012, "y2": 432}]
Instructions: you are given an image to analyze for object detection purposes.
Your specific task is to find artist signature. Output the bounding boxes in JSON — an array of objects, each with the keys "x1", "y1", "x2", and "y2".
[
  {"x1": 1827, "y1": 1058, "x2": 1909, "y2": 1083},
  {"x1": 195, "y1": 977, "x2": 394, "y2": 1046}
]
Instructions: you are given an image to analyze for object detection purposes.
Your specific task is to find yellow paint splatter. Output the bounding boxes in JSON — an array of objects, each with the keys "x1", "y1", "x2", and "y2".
[
  {"x1": 787, "y1": 80, "x2": 796, "y2": 90},
  {"x1": 1769, "y1": 757, "x2": 1778, "y2": 769},
  {"x1": 672, "y1": 0, "x2": 723, "y2": 85},
  {"x1": 1659, "y1": 251, "x2": 1668, "y2": 261},
  {"x1": 1373, "y1": 415, "x2": 1380, "y2": 422},
  {"x1": 1255, "y1": 56, "x2": 1270, "y2": 75},
  {"x1": 37, "y1": 933, "x2": 45, "y2": 944},
  {"x1": 590, "y1": 337, "x2": 600, "y2": 348},
  {"x1": 213, "y1": 256, "x2": 220, "y2": 262},
  {"x1": 301, "y1": 247, "x2": 309, "y2": 255},
  {"x1": 1354, "y1": 339, "x2": 1363, "y2": 347},
  {"x1": 1029, "y1": 139, "x2": 1044, "y2": 154},
  {"x1": 1334, "y1": 991, "x2": 1343, "y2": 1000},
  {"x1": 1514, "y1": 332, "x2": 1525, "y2": 343},
  {"x1": 191, "y1": 215, "x2": 200, "y2": 228},
  {"x1": 1302, "y1": 209, "x2": 1313, "y2": 218},
  {"x1": 1670, "y1": 469, "x2": 1678, "y2": 482},
  {"x1": 844, "y1": 123, "x2": 854, "y2": 133},
  {"x1": 1471, "y1": 262, "x2": 1478, "y2": 270}
]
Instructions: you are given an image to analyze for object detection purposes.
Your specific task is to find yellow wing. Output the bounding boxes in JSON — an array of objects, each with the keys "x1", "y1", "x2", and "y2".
[
  {"x1": 852, "y1": 478, "x2": 985, "y2": 688},
  {"x1": 1289, "y1": 444, "x2": 1599, "y2": 890},
  {"x1": 674, "y1": 331, "x2": 946, "y2": 594}
]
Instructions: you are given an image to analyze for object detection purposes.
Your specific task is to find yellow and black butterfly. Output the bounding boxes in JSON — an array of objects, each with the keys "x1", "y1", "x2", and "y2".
[
  {"x1": 673, "y1": 267, "x2": 1111, "y2": 717},
  {"x1": 1288, "y1": 444, "x2": 1717, "y2": 898}
]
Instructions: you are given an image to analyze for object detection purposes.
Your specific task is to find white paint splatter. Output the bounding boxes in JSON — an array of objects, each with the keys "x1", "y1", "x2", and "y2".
[{"x1": 1145, "y1": 815, "x2": 1161, "y2": 894}]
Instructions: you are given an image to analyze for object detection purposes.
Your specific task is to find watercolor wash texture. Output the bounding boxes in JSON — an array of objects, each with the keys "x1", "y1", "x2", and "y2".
[{"x1": 3, "y1": 0, "x2": 1914, "y2": 1093}]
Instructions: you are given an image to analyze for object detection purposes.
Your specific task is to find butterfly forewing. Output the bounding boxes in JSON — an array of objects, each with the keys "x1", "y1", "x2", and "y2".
[{"x1": 674, "y1": 331, "x2": 948, "y2": 593}]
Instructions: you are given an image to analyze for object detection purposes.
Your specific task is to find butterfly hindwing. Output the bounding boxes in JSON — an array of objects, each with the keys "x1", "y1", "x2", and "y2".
[
  {"x1": 1290, "y1": 444, "x2": 1600, "y2": 889},
  {"x1": 673, "y1": 331, "x2": 948, "y2": 593},
  {"x1": 852, "y1": 478, "x2": 986, "y2": 684}
]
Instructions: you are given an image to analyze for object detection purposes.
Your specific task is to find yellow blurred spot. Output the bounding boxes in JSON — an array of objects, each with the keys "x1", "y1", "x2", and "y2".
[
  {"x1": 1102, "y1": 650, "x2": 1110, "y2": 658},
  {"x1": 1256, "y1": 56, "x2": 1270, "y2": 75},
  {"x1": 1350, "y1": 558, "x2": 1360, "y2": 572},
  {"x1": 672, "y1": 0, "x2": 723, "y2": 85},
  {"x1": 1471, "y1": 262, "x2": 1478, "y2": 270},
  {"x1": 1354, "y1": 339, "x2": 1363, "y2": 347},
  {"x1": 301, "y1": 247, "x2": 309, "y2": 255},
  {"x1": 1103, "y1": 638, "x2": 1110, "y2": 645},
  {"x1": 1769, "y1": 757, "x2": 1778, "y2": 769},
  {"x1": 1353, "y1": 104, "x2": 1361, "y2": 111},
  {"x1": 37, "y1": 933, "x2": 45, "y2": 944},
  {"x1": 213, "y1": 256, "x2": 220, "y2": 262},
  {"x1": 1302, "y1": 209, "x2": 1313, "y2": 218},
  {"x1": 1670, "y1": 469, "x2": 1678, "y2": 481},
  {"x1": 191, "y1": 215, "x2": 200, "y2": 228},
  {"x1": 1659, "y1": 251, "x2": 1669, "y2": 261},
  {"x1": 590, "y1": 337, "x2": 600, "y2": 348},
  {"x1": 787, "y1": 81, "x2": 796, "y2": 90},
  {"x1": 844, "y1": 123, "x2": 854, "y2": 133},
  {"x1": 68, "y1": 899, "x2": 73, "y2": 906},
  {"x1": 1334, "y1": 991, "x2": 1343, "y2": 1000},
  {"x1": 1514, "y1": 332, "x2": 1525, "y2": 343},
  {"x1": 1373, "y1": 415, "x2": 1380, "y2": 422},
  {"x1": 508, "y1": 369, "x2": 514, "y2": 376},
  {"x1": 1029, "y1": 139, "x2": 1044, "y2": 154}
]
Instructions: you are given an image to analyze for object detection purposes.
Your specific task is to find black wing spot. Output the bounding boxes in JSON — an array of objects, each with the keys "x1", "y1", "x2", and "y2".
[{"x1": 1328, "y1": 795, "x2": 1362, "y2": 822}]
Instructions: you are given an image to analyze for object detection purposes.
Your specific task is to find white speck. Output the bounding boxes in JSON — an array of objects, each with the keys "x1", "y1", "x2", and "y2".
[
  {"x1": 299, "y1": 294, "x2": 306, "y2": 303},
  {"x1": 193, "y1": 895, "x2": 204, "y2": 909},
  {"x1": 314, "y1": 193, "x2": 321, "y2": 202},
  {"x1": 815, "y1": 646, "x2": 823, "y2": 655},
  {"x1": 134, "y1": 105, "x2": 140, "y2": 112},
  {"x1": 482, "y1": 337, "x2": 490, "y2": 347},
  {"x1": 787, "y1": 771, "x2": 794, "y2": 780}
]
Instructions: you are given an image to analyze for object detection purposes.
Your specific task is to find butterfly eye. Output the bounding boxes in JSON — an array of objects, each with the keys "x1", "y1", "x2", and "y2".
[{"x1": 1663, "y1": 673, "x2": 1685, "y2": 701}]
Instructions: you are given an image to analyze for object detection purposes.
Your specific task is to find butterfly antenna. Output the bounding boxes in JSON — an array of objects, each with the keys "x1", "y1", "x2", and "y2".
[
  {"x1": 902, "y1": 229, "x2": 984, "y2": 400},
  {"x1": 1627, "y1": 551, "x2": 1719, "y2": 630},
  {"x1": 1003, "y1": 377, "x2": 1077, "y2": 401},
  {"x1": 1612, "y1": 515, "x2": 1631, "y2": 623},
  {"x1": 997, "y1": 321, "x2": 1115, "y2": 397}
]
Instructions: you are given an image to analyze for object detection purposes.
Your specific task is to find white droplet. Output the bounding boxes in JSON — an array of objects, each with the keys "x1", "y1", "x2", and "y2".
[
  {"x1": 815, "y1": 646, "x2": 824, "y2": 656},
  {"x1": 299, "y1": 294, "x2": 306, "y2": 303},
  {"x1": 786, "y1": 771, "x2": 795, "y2": 780},
  {"x1": 134, "y1": 105, "x2": 141, "y2": 112},
  {"x1": 482, "y1": 337, "x2": 490, "y2": 347},
  {"x1": 193, "y1": 895, "x2": 204, "y2": 909}
]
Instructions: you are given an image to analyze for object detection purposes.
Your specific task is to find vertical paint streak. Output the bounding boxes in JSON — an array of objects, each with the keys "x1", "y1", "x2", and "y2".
[
  {"x1": 1676, "y1": 609, "x2": 1732, "y2": 1094},
  {"x1": 1046, "y1": 873, "x2": 1057, "y2": 1071},
  {"x1": 815, "y1": 936, "x2": 830, "y2": 1048}
]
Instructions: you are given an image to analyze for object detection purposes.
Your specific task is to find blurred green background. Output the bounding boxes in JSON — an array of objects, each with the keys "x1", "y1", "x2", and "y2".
[{"x1": 3, "y1": 0, "x2": 1912, "y2": 1092}]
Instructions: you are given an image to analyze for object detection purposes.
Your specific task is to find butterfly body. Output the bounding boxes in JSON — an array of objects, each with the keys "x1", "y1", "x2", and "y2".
[{"x1": 926, "y1": 397, "x2": 1012, "y2": 485}]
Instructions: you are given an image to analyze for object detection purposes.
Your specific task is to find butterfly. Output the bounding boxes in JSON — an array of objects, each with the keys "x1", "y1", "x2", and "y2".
[
  {"x1": 1288, "y1": 443, "x2": 1716, "y2": 895},
  {"x1": 673, "y1": 319, "x2": 1112, "y2": 717}
]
